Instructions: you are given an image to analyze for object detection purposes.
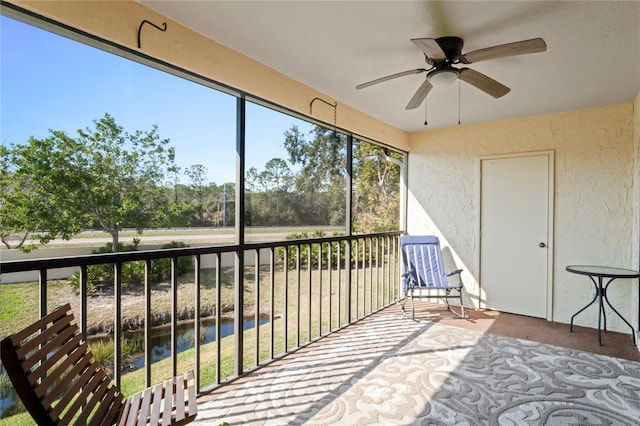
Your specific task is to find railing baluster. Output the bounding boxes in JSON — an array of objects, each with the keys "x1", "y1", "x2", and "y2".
[
  {"x1": 345, "y1": 239, "x2": 352, "y2": 324},
  {"x1": 234, "y1": 249, "x2": 244, "y2": 377},
  {"x1": 79, "y1": 265, "x2": 87, "y2": 337},
  {"x1": 375, "y1": 237, "x2": 379, "y2": 310},
  {"x1": 376, "y1": 237, "x2": 381, "y2": 310},
  {"x1": 144, "y1": 259, "x2": 152, "y2": 388},
  {"x1": 382, "y1": 237, "x2": 391, "y2": 305},
  {"x1": 396, "y1": 236, "x2": 401, "y2": 301},
  {"x1": 337, "y1": 241, "x2": 342, "y2": 327},
  {"x1": 360, "y1": 238, "x2": 365, "y2": 316},
  {"x1": 269, "y1": 247, "x2": 275, "y2": 360},
  {"x1": 364, "y1": 238, "x2": 368, "y2": 316},
  {"x1": 354, "y1": 239, "x2": 360, "y2": 319},
  {"x1": 283, "y1": 248, "x2": 289, "y2": 352},
  {"x1": 318, "y1": 242, "x2": 323, "y2": 336},
  {"x1": 194, "y1": 254, "x2": 201, "y2": 392},
  {"x1": 295, "y1": 244, "x2": 301, "y2": 347},
  {"x1": 254, "y1": 249, "x2": 260, "y2": 367},
  {"x1": 328, "y1": 242, "x2": 333, "y2": 331},
  {"x1": 215, "y1": 252, "x2": 221, "y2": 385},
  {"x1": 370, "y1": 237, "x2": 374, "y2": 313},
  {"x1": 39, "y1": 269, "x2": 47, "y2": 318},
  {"x1": 363, "y1": 238, "x2": 367, "y2": 315},
  {"x1": 171, "y1": 257, "x2": 178, "y2": 377},
  {"x1": 307, "y1": 243, "x2": 312, "y2": 341},
  {"x1": 388, "y1": 236, "x2": 392, "y2": 303},
  {"x1": 114, "y1": 262, "x2": 122, "y2": 388},
  {"x1": 362, "y1": 239, "x2": 368, "y2": 315},
  {"x1": 367, "y1": 237, "x2": 371, "y2": 313}
]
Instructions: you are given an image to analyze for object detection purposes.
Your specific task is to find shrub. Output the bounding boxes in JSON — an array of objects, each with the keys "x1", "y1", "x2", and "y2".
[
  {"x1": 69, "y1": 240, "x2": 192, "y2": 292},
  {"x1": 90, "y1": 338, "x2": 143, "y2": 374},
  {"x1": 279, "y1": 231, "x2": 348, "y2": 269},
  {"x1": 150, "y1": 241, "x2": 193, "y2": 282}
]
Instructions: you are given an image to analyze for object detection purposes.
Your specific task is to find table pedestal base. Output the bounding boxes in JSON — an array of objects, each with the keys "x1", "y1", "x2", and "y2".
[{"x1": 570, "y1": 275, "x2": 636, "y2": 346}]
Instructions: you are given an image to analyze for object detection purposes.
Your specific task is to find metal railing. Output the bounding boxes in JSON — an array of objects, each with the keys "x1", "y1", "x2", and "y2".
[{"x1": 0, "y1": 231, "x2": 402, "y2": 397}]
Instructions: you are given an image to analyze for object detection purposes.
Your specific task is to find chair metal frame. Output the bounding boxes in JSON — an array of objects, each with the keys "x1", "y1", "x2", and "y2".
[
  {"x1": 400, "y1": 235, "x2": 467, "y2": 320},
  {"x1": 1, "y1": 303, "x2": 197, "y2": 426}
]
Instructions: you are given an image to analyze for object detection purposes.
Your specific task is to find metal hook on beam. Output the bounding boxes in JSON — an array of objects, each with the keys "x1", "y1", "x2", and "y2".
[
  {"x1": 137, "y1": 19, "x2": 167, "y2": 49},
  {"x1": 310, "y1": 97, "x2": 337, "y2": 127}
]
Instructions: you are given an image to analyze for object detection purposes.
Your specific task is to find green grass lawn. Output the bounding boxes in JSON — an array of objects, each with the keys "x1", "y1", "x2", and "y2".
[{"x1": 0, "y1": 280, "x2": 73, "y2": 338}]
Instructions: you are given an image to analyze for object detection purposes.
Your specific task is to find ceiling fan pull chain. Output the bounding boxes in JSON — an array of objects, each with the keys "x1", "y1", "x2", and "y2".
[
  {"x1": 458, "y1": 78, "x2": 461, "y2": 125},
  {"x1": 424, "y1": 96, "x2": 428, "y2": 126}
]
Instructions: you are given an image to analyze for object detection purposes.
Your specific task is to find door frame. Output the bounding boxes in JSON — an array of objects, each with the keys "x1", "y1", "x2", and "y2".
[{"x1": 476, "y1": 150, "x2": 555, "y2": 321}]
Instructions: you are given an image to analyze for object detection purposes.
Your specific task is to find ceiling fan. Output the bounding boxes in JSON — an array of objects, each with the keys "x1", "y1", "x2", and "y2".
[{"x1": 356, "y1": 37, "x2": 547, "y2": 110}]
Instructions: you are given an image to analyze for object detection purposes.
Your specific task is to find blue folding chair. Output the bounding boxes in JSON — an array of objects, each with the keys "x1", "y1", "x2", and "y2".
[{"x1": 400, "y1": 235, "x2": 467, "y2": 319}]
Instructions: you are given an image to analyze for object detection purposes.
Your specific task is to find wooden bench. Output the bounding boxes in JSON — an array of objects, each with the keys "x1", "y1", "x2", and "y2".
[{"x1": 1, "y1": 303, "x2": 197, "y2": 425}]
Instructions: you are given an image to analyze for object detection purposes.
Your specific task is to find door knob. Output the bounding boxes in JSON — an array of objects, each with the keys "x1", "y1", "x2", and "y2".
[{"x1": 538, "y1": 242, "x2": 546, "y2": 248}]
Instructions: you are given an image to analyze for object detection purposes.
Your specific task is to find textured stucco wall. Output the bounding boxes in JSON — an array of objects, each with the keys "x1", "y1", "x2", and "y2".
[
  {"x1": 407, "y1": 103, "x2": 637, "y2": 333},
  {"x1": 7, "y1": 0, "x2": 408, "y2": 150}
]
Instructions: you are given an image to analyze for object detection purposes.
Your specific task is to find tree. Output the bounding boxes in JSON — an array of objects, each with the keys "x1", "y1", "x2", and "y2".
[
  {"x1": 261, "y1": 158, "x2": 293, "y2": 215},
  {"x1": 1, "y1": 114, "x2": 176, "y2": 252},
  {"x1": 352, "y1": 142, "x2": 401, "y2": 232},
  {"x1": 284, "y1": 125, "x2": 347, "y2": 226},
  {"x1": 284, "y1": 125, "x2": 346, "y2": 192},
  {"x1": 282, "y1": 124, "x2": 401, "y2": 231},
  {"x1": 245, "y1": 167, "x2": 261, "y2": 225},
  {"x1": 263, "y1": 158, "x2": 293, "y2": 192},
  {"x1": 215, "y1": 182, "x2": 235, "y2": 227},
  {"x1": 185, "y1": 164, "x2": 208, "y2": 224},
  {"x1": 1, "y1": 137, "x2": 88, "y2": 251}
]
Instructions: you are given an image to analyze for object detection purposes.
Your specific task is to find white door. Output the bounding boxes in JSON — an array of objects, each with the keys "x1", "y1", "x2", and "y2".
[{"x1": 480, "y1": 153, "x2": 552, "y2": 318}]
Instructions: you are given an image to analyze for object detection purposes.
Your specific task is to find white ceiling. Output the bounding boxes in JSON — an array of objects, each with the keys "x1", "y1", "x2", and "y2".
[{"x1": 140, "y1": 1, "x2": 640, "y2": 132}]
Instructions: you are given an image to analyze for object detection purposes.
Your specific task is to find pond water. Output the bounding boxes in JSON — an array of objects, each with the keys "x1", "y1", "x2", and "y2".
[
  {"x1": 0, "y1": 317, "x2": 268, "y2": 419},
  {"x1": 127, "y1": 317, "x2": 269, "y2": 369}
]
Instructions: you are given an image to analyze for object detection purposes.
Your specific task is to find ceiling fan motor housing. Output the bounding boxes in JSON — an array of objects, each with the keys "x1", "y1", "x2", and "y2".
[{"x1": 434, "y1": 36, "x2": 464, "y2": 63}]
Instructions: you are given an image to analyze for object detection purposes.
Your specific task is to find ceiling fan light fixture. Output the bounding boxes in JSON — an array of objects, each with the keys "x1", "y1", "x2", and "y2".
[{"x1": 428, "y1": 69, "x2": 458, "y2": 87}]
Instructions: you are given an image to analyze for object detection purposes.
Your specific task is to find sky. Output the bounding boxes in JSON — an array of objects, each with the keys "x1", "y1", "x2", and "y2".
[{"x1": 1, "y1": 15, "x2": 312, "y2": 185}]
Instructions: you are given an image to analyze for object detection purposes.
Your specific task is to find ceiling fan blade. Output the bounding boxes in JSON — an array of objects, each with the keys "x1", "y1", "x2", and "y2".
[
  {"x1": 460, "y1": 38, "x2": 547, "y2": 64},
  {"x1": 410, "y1": 38, "x2": 447, "y2": 61},
  {"x1": 356, "y1": 68, "x2": 428, "y2": 89},
  {"x1": 458, "y1": 68, "x2": 510, "y2": 98},
  {"x1": 405, "y1": 79, "x2": 433, "y2": 110}
]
